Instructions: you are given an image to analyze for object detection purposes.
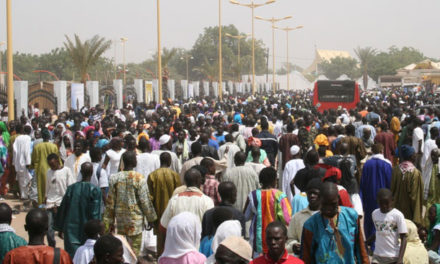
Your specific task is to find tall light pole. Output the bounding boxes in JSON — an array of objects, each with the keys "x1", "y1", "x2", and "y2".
[
  {"x1": 230, "y1": 0, "x2": 275, "y2": 95},
  {"x1": 255, "y1": 15, "x2": 292, "y2": 92},
  {"x1": 156, "y1": 0, "x2": 163, "y2": 104},
  {"x1": 6, "y1": 0, "x2": 14, "y2": 120},
  {"x1": 218, "y1": 0, "x2": 223, "y2": 100},
  {"x1": 180, "y1": 54, "x2": 194, "y2": 81},
  {"x1": 120, "y1": 37, "x2": 128, "y2": 87},
  {"x1": 274, "y1": 25, "x2": 303, "y2": 91},
  {"x1": 225, "y1": 33, "x2": 249, "y2": 81},
  {"x1": 225, "y1": 33, "x2": 249, "y2": 65}
]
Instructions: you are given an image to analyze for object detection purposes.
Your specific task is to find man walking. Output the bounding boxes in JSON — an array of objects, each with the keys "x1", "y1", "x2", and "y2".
[{"x1": 103, "y1": 151, "x2": 157, "y2": 256}]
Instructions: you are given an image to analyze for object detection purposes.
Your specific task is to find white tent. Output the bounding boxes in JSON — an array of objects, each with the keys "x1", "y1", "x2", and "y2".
[
  {"x1": 316, "y1": 75, "x2": 329, "y2": 80},
  {"x1": 336, "y1": 74, "x2": 351, "y2": 80},
  {"x1": 241, "y1": 71, "x2": 312, "y2": 91},
  {"x1": 356, "y1": 76, "x2": 378, "y2": 90}
]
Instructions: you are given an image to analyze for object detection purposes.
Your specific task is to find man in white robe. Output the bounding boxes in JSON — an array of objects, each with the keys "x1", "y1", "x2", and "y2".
[
  {"x1": 421, "y1": 127, "x2": 439, "y2": 199},
  {"x1": 64, "y1": 140, "x2": 91, "y2": 180},
  {"x1": 282, "y1": 145, "x2": 305, "y2": 202},
  {"x1": 218, "y1": 134, "x2": 241, "y2": 169},
  {"x1": 222, "y1": 152, "x2": 259, "y2": 211},
  {"x1": 152, "y1": 135, "x2": 182, "y2": 174},
  {"x1": 13, "y1": 126, "x2": 32, "y2": 199}
]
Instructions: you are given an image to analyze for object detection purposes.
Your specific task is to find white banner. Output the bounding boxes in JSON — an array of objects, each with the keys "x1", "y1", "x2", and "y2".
[
  {"x1": 193, "y1": 81, "x2": 200, "y2": 97},
  {"x1": 235, "y1": 82, "x2": 240, "y2": 94},
  {"x1": 54, "y1": 81, "x2": 67, "y2": 113},
  {"x1": 213, "y1": 82, "x2": 218, "y2": 98},
  {"x1": 134, "y1": 79, "x2": 144, "y2": 103},
  {"x1": 14, "y1": 81, "x2": 28, "y2": 117},
  {"x1": 228, "y1": 81, "x2": 234, "y2": 94},
  {"x1": 222, "y1": 82, "x2": 226, "y2": 94},
  {"x1": 86, "y1": 81, "x2": 99, "y2": 107},
  {"x1": 168, "y1": 79, "x2": 175, "y2": 101},
  {"x1": 203, "y1": 81, "x2": 209, "y2": 96},
  {"x1": 152, "y1": 79, "x2": 159, "y2": 103},
  {"x1": 181, "y1": 80, "x2": 188, "y2": 99},
  {"x1": 113, "y1": 80, "x2": 123, "y2": 109},
  {"x1": 71, "y1": 83, "x2": 85, "y2": 110},
  {"x1": 188, "y1": 83, "x2": 194, "y2": 98}
]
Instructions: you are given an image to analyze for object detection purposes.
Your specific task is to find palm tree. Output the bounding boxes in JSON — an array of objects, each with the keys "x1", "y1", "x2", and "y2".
[
  {"x1": 193, "y1": 57, "x2": 218, "y2": 81},
  {"x1": 64, "y1": 34, "x2": 112, "y2": 84},
  {"x1": 354, "y1": 46, "x2": 376, "y2": 90}
]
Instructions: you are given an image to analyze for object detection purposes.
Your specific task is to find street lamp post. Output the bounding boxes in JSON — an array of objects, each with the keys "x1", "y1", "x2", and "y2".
[
  {"x1": 6, "y1": 0, "x2": 14, "y2": 120},
  {"x1": 273, "y1": 25, "x2": 303, "y2": 91},
  {"x1": 230, "y1": 0, "x2": 275, "y2": 95},
  {"x1": 255, "y1": 15, "x2": 292, "y2": 93},
  {"x1": 120, "y1": 37, "x2": 128, "y2": 87},
  {"x1": 156, "y1": 0, "x2": 163, "y2": 104},
  {"x1": 225, "y1": 33, "x2": 249, "y2": 65},
  {"x1": 180, "y1": 55, "x2": 194, "y2": 81},
  {"x1": 225, "y1": 33, "x2": 249, "y2": 81},
  {"x1": 218, "y1": 0, "x2": 223, "y2": 100}
]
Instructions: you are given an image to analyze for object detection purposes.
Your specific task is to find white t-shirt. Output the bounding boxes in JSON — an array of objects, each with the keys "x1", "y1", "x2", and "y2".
[
  {"x1": 372, "y1": 208, "x2": 407, "y2": 258},
  {"x1": 412, "y1": 127, "x2": 424, "y2": 153},
  {"x1": 135, "y1": 152, "x2": 160, "y2": 180},
  {"x1": 45, "y1": 167, "x2": 75, "y2": 208},
  {"x1": 106, "y1": 149, "x2": 126, "y2": 176}
]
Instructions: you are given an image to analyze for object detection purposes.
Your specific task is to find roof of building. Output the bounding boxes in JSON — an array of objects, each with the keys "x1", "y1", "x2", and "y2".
[
  {"x1": 316, "y1": 49, "x2": 352, "y2": 61},
  {"x1": 303, "y1": 49, "x2": 353, "y2": 75}
]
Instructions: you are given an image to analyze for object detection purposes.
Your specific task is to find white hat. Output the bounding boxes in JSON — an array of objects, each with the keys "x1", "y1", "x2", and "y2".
[
  {"x1": 159, "y1": 134, "x2": 171, "y2": 145},
  {"x1": 290, "y1": 145, "x2": 300, "y2": 156}
]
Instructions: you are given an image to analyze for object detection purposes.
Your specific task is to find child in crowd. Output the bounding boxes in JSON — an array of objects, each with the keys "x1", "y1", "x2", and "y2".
[
  {"x1": 367, "y1": 188, "x2": 407, "y2": 264},
  {"x1": 73, "y1": 220, "x2": 104, "y2": 264}
]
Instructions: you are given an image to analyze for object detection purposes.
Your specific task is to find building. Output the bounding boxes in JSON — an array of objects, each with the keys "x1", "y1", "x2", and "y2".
[{"x1": 303, "y1": 49, "x2": 353, "y2": 75}]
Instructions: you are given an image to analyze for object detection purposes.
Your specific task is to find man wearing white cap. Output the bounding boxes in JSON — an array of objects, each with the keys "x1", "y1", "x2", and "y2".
[
  {"x1": 282, "y1": 145, "x2": 305, "y2": 203},
  {"x1": 152, "y1": 134, "x2": 182, "y2": 174}
]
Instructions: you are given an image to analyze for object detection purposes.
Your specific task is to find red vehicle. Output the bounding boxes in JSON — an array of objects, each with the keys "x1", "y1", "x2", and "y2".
[{"x1": 313, "y1": 80, "x2": 360, "y2": 112}]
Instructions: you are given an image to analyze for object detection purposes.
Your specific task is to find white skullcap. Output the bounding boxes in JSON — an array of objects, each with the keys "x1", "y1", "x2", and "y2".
[
  {"x1": 290, "y1": 145, "x2": 300, "y2": 156},
  {"x1": 159, "y1": 134, "x2": 171, "y2": 145}
]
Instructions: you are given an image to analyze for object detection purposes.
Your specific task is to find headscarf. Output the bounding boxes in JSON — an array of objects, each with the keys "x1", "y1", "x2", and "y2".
[
  {"x1": 59, "y1": 132, "x2": 74, "y2": 161},
  {"x1": 95, "y1": 139, "x2": 110, "y2": 149},
  {"x1": 428, "y1": 204, "x2": 440, "y2": 247},
  {"x1": 211, "y1": 220, "x2": 242, "y2": 254},
  {"x1": 404, "y1": 219, "x2": 429, "y2": 264},
  {"x1": 314, "y1": 134, "x2": 329, "y2": 147},
  {"x1": 0, "y1": 121, "x2": 10, "y2": 146},
  {"x1": 159, "y1": 212, "x2": 201, "y2": 260}
]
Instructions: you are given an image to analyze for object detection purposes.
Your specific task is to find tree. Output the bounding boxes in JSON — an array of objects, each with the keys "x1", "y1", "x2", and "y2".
[
  {"x1": 193, "y1": 56, "x2": 218, "y2": 81},
  {"x1": 190, "y1": 24, "x2": 267, "y2": 81},
  {"x1": 318, "y1": 57, "x2": 359, "y2": 80},
  {"x1": 355, "y1": 46, "x2": 376, "y2": 89},
  {"x1": 64, "y1": 34, "x2": 112, "y2": 83},
  {"x1": 368, "y1": 46, "x2": 426, "y2": 81},
  {"x1": 276, "y1": 62, "x2": 303, "y2": 75}
]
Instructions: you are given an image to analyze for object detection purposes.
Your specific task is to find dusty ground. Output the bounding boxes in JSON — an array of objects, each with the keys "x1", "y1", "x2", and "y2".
[{"x1": 2, "y1": 194, "x2": 64, "y2": 248}]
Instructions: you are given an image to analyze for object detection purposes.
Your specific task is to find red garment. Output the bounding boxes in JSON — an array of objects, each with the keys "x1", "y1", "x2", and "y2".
[
  {"x1": 374, "y1": 131, "x2": 396, "y2": 163},
  {"x1": 338, "y1": 189, "x2": 353, "y2": 208},
  {"x1": 250, "y1": 250, "x2": 304, "y2": 264},
  {"x1": 278, "y1": 133, "x2": 299, "y2": 169},
  {"x1": 201, "y1": 175, "x2": 220, "y2": 205},
  {"x1": 3, "y1": 245, "x2": 72, "y2": 264}
]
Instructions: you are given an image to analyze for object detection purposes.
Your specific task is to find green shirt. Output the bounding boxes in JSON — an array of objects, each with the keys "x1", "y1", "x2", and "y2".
[{"x1": 0, "y1": 227, "x2": 27, "y2": 263}]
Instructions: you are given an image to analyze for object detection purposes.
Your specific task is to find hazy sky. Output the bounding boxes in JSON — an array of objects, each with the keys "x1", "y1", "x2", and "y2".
[{"x1": 0, "y1": 0, "x2": 439, "y2": 69}]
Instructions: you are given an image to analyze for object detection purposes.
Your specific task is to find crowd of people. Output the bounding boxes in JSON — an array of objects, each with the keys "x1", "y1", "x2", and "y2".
[{"x1": 0, "y1": 88, "x2": 439, "y2": 263}]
